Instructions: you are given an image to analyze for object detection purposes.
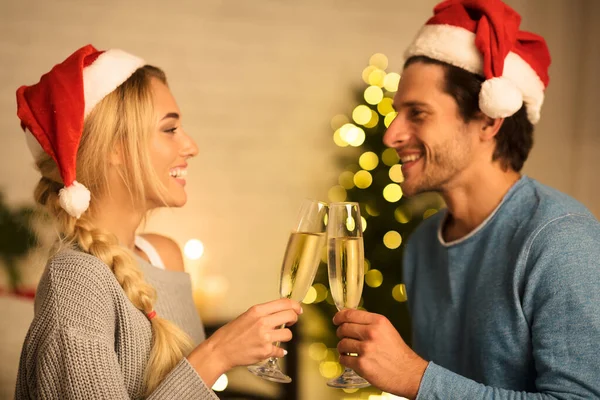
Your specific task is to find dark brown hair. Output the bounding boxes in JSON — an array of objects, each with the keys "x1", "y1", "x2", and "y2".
[{"x1": 405, "y1": 56, "x2": 534, "y2": 172}]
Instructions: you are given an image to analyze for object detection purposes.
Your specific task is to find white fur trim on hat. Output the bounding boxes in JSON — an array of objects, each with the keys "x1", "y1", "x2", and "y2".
[
  {"x1": 404, "y1": 24, "x2": 545, "y2": 124},
  {"x1": 59, "y1": 181, "x2": 91, "y2": 219},
  {"x1": 83, "y1": 49, "x2": 146, "y2": 117}
]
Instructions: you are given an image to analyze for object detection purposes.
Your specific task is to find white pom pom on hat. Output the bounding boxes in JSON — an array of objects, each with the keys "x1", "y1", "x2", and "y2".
[
  {"x1": 479, "y1": 76, "x2": 523, "y2": 119},
  {"x1": 16, "y1": 45, "x2": 145, "y2": 218},
  {"x1": 403, "y1": 0, "x2": 551, "y2": 124},
  {"x1": 58, "y1": 181, "x2": 91, "y2": 219}
]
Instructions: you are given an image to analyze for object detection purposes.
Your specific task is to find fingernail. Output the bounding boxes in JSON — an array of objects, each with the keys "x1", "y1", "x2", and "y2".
[
  {"x1": 283, "y1": 349, "x2": 288, "y2": 356},
  {"x1": 299, "y1": 307, "x2": 304, "y2": 314}
]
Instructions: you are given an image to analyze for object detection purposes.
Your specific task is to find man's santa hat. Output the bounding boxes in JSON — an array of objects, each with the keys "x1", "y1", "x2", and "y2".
[
  {"x1": 16, "y1": 45, "x2": 145, "y2": 218},
  {"x1": 404, "y1": 0, "x2": 551, "y2": 124}
]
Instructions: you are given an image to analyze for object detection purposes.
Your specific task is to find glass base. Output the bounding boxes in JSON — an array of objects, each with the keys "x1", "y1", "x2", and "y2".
[
  {"x1": 247, "y1": 359, "x2": 292, "y2": 383},
  {"x1": 327, "y1": 367, "x2": 370, "y2": 389}
]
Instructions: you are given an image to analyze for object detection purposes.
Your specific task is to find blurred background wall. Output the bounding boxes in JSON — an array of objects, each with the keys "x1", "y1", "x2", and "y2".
[{"x1": 1, "y1": 0, "x2": 598, "y2": 399}]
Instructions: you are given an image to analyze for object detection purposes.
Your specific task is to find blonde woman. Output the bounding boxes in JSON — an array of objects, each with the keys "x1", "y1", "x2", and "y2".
[{"x1": 14, "y1": 45, "x2": 301, "y2": 399}]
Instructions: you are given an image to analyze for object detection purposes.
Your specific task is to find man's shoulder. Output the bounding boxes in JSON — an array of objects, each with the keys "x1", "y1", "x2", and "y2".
[{"x1": 523, "y1": 177, "x2": 595, "y2": 221}]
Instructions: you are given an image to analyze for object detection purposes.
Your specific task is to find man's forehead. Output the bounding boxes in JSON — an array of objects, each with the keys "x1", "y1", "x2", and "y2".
[{"x1": 394, "y1": 63, "x2": 445, "y2": 106}]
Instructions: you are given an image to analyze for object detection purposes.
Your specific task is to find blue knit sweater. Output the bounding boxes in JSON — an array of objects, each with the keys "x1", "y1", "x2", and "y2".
[{"x1": 403, "y1": 176, "x2": 600, "y2": 399}]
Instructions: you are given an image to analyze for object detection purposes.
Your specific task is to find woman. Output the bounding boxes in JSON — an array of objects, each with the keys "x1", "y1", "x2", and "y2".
[{"x1": 14, "y1": 45, "x2": 301, "y2": 399}]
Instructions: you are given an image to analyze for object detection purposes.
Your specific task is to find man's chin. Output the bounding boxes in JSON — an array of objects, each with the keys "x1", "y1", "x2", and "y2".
[{"x1": 400, "y1": 181, "x2": 420, "y2": 198}]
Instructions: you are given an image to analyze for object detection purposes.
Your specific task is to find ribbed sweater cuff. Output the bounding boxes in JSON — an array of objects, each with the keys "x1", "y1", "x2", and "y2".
[{"x1": 149, "y1": 358, "x2": 217, "y2": 399}]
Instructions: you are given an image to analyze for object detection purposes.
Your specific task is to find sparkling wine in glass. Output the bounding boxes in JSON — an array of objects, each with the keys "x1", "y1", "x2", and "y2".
[
  {"x1": 248, "y1": 199, "x2": 328, "y2": 383},
  {"x1": 327, "y1": 202, "x2": 371, "y2": 389}
]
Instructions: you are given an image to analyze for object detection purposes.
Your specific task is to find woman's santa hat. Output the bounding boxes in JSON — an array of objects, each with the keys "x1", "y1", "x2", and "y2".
[
  {"x1": 404, "y1": 0, "x2": 551, "y2": 124},
  {"x1": 16, "y1": 44, "x2": 145, "y2": 218}
]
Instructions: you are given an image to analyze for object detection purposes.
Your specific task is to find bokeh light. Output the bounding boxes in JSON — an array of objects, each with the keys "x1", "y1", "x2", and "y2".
[
  {"x1": 333, "y1": 129, "x2": 349, "y2": 147},
  {"x1": 383, "y1": 73, "x2": 401, "y2": 92},
  {"x1": 382, "y1": 148, "x2": 400, "y2": 166},
  {"x1": 339, "y1": 123, "x2": 364, "y2": 146},
  {"x1": 359, "y1": 151, "x2": 379, "y2": 171},
  {"x1": 377, "y1": 97, "x2": 395, "y2": 116},
  {"x1": 338, "y1": 171, "x2": 355, "y2": 190},
  {"x1": 330, "y1": 114, "x2": 349, "y2": 131},
  {"x1": 328, "y1": 185, "x2": 347, "y2": 202},
  {"x1": 353, "y1": 170, "x2": 373, "y2": 189},
  {"x1": 392, "y1": 284, "x2": 408, "y2": 302},
  {"x1": 184, "y1": 239, "x2": 204, "y2": 260},
  {"x1": 364, "y1": 86, "x2": 384, "y2": 105},
  {"x1": 383, "y1": 183, "x2": 403, "y2": 202},
  {"x1": 364, "y1": 258, "x2": 371, "y2": 274},
  {"x1": 394, "y1": 206, "x2": 412, "y2": 224},
  {"x1": 369, "y1": 53, "x2": 389, "y2": 70},
  {"x1": 212, "y1": 374, "x2": 228, "y2": 391},
  {"x1": 364, "y1": 110, "x2": 380, "y2": 128},
  {"x1": 314, "y1": 283, "x2": 328, "y2": 303},
  {"x1": 365, "y1": 269, "x2": 383, "y2": 288},
  {"x1": 383, "y1": 231, "x2": 402, "y2": 249},
  {"x1": 309, "y1": 342, "x2": 328, "y2": 361},
  {"x1": 365, "y1": 203, "x2": 380, "y2": 217},
  {"x1": 302, "y1": 286, "x2": 317, "y2": 304},
  {"x1": 384, "y1": 111, "x2": 398, "y2": 127},
  {"x1": 352, "y1": 105, "x2": 372, "y2": 125},
  {"x1": 362, "y1": 65, "x2": 377, "y2": 84},
  {"x1": 319, "y1": 361, "x2": 343, "y2": 379},
  {"x1": 389, "y1": 164, "x2": 404, "y2": 183},
  {"x1": 368, "y1": 69, "x2": 387, "y2": 88}
]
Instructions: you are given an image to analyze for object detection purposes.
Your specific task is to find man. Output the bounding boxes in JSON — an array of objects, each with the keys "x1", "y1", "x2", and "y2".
[{"x1": 333, "y1": 0, "x2": 600, "y2": 398}]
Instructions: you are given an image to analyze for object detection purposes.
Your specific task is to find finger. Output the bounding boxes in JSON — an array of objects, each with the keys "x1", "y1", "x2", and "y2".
[
  {"x1": 336, "y1": 322, "x2": 367, "y2": 340},
  {"x1": 270, "y1": 328, "x2": 293, "y2": 343},
  {"x1": 338, "y1": 353, "x2": 360, "y2": 371},
  {"x1": 249, "y1": 298, "x2": 303, "y2": 316},
  {"x1": 262, "y1": 309, "x2": 299, "y2": 328},
  {"x1": 337, "y1": 338, "x2": 362, "y2": 355},
  {"x1": 333, "y1": 309, "x2": 380, "y2": 326},
  {"x1": 269, "y1": 345, "x2": 287, "y2": 359}
]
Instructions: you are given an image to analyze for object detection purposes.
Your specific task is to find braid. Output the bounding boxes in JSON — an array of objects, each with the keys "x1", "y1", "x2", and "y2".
[{"x1": 34, "y1": 176, "x2": 193, "y2": 394}]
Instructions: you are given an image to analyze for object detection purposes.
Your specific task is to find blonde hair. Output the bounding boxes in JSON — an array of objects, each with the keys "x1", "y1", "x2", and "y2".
[{"x1": 33, "y1": 66, "x2": 193, "y2": 395}]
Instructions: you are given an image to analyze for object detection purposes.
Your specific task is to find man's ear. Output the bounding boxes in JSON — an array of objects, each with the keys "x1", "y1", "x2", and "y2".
[{"x1": 480, "y1": 115, "x2": 504, "y2": 141}]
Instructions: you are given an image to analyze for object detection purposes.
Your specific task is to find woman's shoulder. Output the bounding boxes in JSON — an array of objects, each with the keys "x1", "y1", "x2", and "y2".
[
  {"x1": 39, "y1": 247, "x2": 126, "y2": 310},
  {"x1": 33, "y1": 247, "x2": 123, "y2": 338},
  {"x1": 137, "y1": 233, "x2": 185, "y2": 272},
  {"x1": 47, "y1": 247, "x2": 117, "y2": 283}
]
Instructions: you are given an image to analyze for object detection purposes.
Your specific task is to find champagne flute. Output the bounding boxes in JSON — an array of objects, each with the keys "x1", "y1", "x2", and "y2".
[
  {"x1": 327, "y1": 202, "x2": 371, "y2": 389},
  {"x1": 248, "y1": 199, "x2": 328, "y2": 383}
]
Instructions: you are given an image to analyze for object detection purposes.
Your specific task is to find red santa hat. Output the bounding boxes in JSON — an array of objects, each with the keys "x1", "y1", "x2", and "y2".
[
  {"x1": 404, "y1": 0, "x2": 551, "y2": 124},
  {"x1": 16, "y1": 44, "x2": 145, "y2": 218}
]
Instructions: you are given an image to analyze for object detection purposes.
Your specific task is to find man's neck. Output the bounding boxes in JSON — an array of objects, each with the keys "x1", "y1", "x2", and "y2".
[{"x1": 440, "y1": 165, "x2": 521, "y2": 242}]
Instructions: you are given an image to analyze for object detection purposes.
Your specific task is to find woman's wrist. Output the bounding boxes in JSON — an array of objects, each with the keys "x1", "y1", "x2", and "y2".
[{"x1": 186, "y1": 337, "x2": 229, "y2": 387}]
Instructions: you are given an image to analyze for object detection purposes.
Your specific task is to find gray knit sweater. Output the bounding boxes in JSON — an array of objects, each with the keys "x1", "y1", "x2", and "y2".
[{"x1": 15, "y1": 248, "x2": 219, "y2": 399}]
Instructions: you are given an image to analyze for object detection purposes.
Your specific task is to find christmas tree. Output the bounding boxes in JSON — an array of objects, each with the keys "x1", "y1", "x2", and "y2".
[{"x1": 302, "y1": 53, "x2": 444, "y2": 390}]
